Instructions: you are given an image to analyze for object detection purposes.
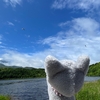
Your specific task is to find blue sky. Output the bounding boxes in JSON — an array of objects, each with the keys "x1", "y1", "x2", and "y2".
[{"x1": 0, "y1": 0, "x2": 100, "y2": 68}]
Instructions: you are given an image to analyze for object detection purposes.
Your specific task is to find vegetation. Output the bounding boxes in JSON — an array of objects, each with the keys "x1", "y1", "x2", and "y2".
[
  {"x1": 87, "y1": 62, "x2": 100, "y2": 76},
  {"x1": 0, "y1": 67, "x2": 46, "y2": 79},
  {"x1": 75, "y1": 80, "x2": 100, "y2": 100},
  {"x1": 0, "y1": 62, "x2": 100, "y2": 99},
  {"x1": 0, "y1": 60, "x2": 100, "y2": 79},
  {"x1": 0, "y1": 95, "x2": 11, "y2": 100}
]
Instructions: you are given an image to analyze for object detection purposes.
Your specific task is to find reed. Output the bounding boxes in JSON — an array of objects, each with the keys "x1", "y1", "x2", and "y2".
[{"x1": 75, "y1": 80, "x2": 100, "y2": 100}]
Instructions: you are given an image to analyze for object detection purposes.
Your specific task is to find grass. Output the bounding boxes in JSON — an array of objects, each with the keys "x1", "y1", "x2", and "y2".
[
  {"x1": 0, "y1": 80, "x2": 100, "y2": 100},
  {"x1": 0, "y1": 95, "x2": 11, "y2": 100},
  {"x1": 75, "y1": 80, "x2": 100, "y2": 100}
]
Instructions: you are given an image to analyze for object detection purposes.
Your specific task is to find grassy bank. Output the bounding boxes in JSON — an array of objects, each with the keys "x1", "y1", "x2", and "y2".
[
  {"x1": 0, "y1": 95, "x2": 11, "y2": 100},
  {"x1": 75, "y1": 80, "x2": 100, "y2": 100}
]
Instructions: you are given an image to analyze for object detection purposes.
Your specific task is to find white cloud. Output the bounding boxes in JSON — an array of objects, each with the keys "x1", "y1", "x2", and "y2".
[
  {"x1": 52, "y1": 0, "x2": 68, "y2": 9},
  {"x1": 1, "y1": 17, "x2": 100, "y2": 68},
  {"x1": 3, "y1": 0, "x2": 22, "y2": 7},
  {"x1": 7, "y1": 21, "x2": 14, "y2": 26},
  {"x1": 0, "y1": 48, "x2": 56, "y2": 68},
  {"x1": 52, "y1": 0, "x2": 100, "y2": 10},
  {"x1": 0, "y1": 35, "x2": 6, "y2": 49},
  {"x1": 42, "y1": 17, "x2": 100, "y2": 64},
  {"x1": 58, "y1": 18, "x2": 100, "y2": 38},
  {"x1": 1, "y1": 50, "x2": 45, "y2": 68}
]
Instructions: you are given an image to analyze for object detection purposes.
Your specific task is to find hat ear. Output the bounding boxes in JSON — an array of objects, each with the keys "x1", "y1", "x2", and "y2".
[
  {"x1": 76, "y1": 55, "x2": 90, "y2": 75},
  {"x1": 45, "y1": 55, "x2": 65, "y2": 77}
]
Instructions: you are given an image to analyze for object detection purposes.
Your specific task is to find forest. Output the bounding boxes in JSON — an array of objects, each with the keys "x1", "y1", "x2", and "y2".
[
  {"x1": 0, "y1": 67, "x2": 46, "y2": 79},
  {"x1": 0, "y1": 61, "x2": 100, "y2": 79},
  {"x1": 87, "y1": 62, "x2": 100, "y2": 76}
]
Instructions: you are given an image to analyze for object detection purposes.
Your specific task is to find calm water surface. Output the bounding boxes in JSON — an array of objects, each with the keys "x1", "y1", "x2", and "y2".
[
  {"x1": 0, "y1": 77, "x2": 100, "y2": 100},
  {"x1": 0, "y1": 78, "x2": 48, "y2": 100}
]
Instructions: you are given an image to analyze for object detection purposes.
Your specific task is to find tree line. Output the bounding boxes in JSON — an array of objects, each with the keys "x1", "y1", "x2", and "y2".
[
  {"x1": 0, "y1": 61, "x2": 100, "y2": 79},
  {"x1": 87, "y1": 62, "x2": 100, "y2": 76},
  {"x1": 0, "y1": 67, "x2": 46, "y2": 79}
]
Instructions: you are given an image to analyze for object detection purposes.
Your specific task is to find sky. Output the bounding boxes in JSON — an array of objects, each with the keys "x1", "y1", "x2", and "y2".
[{"x1": 0, "y1": 0, "x2": 100, "y2": 68}]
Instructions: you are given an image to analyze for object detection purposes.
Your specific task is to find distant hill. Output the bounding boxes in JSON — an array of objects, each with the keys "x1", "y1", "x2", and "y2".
[
  {"x1": 0, "y1": 59, "x2": 22, "y2": 68},
  {"x1": 0, "y1": 63, "x2": 6, "y2": 68},
  {"x1": 0, "y1": 60, "x2": 8, "y2": 63},
  {"x1": 0, "y1": 59, "x2": 8, "y2": 68},
  {"x1": 87, "y1": 62, "x2": 100, "y2": 76},
  {"x1": 0, "y1": 63, "x2": 21, "y2": 68}
]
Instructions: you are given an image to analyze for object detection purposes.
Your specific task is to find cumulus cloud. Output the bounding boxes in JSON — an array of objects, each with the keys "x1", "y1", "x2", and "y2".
[
  {"x1": 3, "y1": 0, "x2": 22, "y2": 7},
  {"x1": 1, "y1": 50, "x2": 45, "y2": 68},
  {"x1": 59, "y1": 18, "x2": 100, "y2": 36},
  {"x1": 1, "y1": 17, "x2": 100, "y2": 68},
  {"x1": 52, "y1": 0, "x2": 100, "y2": 10},
  {"x1": 43, "y1": 17, "x2": 100, "y2": 64}
]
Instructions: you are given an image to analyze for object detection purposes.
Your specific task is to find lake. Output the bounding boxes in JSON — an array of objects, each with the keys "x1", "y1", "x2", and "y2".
[{"x1": 0, "y1": 77, "x2": 100, "y2": 100}]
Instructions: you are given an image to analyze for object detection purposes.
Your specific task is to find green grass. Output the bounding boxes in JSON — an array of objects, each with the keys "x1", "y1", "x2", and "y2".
[
  {"x1": 0, "y1": 95, "x2": 11, "y2": 100},
  {"x1": 1, "y1": 80, "x2": 100, "y2": 100},
  {"x1": 75, "y1": 80, "x2": 100, "y2": 100}
]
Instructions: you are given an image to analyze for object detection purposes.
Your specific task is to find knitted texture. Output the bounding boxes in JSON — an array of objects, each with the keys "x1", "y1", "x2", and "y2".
[{"x1": 45, "y1": 55, "x2": 90, "y2": 100}]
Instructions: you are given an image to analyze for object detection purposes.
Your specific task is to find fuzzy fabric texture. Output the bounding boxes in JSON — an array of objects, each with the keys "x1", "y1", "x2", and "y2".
[{"x1": 45, "y1": 55, "x2": 90, "y2": 100}]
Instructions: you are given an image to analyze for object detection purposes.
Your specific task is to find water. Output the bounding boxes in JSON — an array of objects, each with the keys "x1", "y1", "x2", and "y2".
[
  {"x1": 0, "y1": 77, "x2": 100, "y2": 100},
  {"x1": 85, "y1": 76, "x2": 100, "y2": 82},
  {"x1": 0, "y1": 78, "x2": 49, "y2": 100}
]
